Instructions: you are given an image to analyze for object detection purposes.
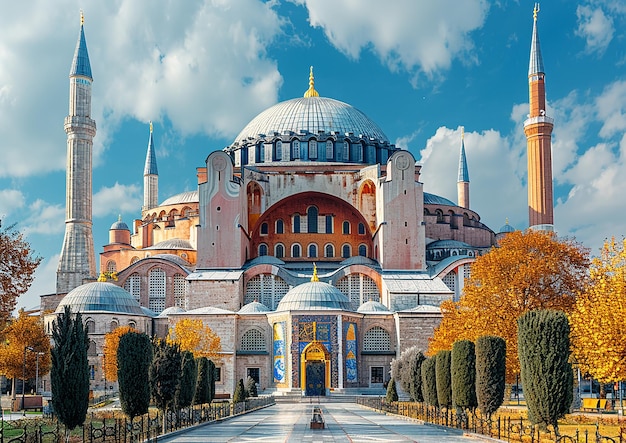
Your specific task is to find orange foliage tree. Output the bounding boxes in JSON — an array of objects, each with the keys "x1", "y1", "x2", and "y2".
[
  {"x1": 0, "y1": 309, "x2": 51, "y2": 398},
  {"x1": 166, "y1": 318, "x2": 221, "y2": 360},
  {"x1": 570, "y1": 237, "x2": 626, "y2": 383},
  {"x1": 428, "y1": 230, "x2": 589, "y2": 381},
  {"x1": 102, "y1": 326, "x2": 137, "y2": 382}
]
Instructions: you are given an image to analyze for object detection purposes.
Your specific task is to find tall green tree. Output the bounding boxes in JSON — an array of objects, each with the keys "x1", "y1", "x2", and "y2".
[
  {"x1": 50, "y1": 306, "x2": 89, "y2": 432},
  {"x1": 117, "y1": 332, "x2": 153, "y2": 422},
  {"x1": 475, "y1": 335, "x2": 506, "y2": 420},
  {"x1": 518, "y1": 310, "x2": 573, "y2": 435},
  {"x1": 451, "y1": 340, "x2": 477, "y2": 412},
  {"x1": 207, "y1": 359, "x2": 216, "y2": 402},
  {"x1": 246, "y1": 376, "x2": 258, "y2": 398},
  {"x1": 435, "y1": 350, "x2": 452, "y2": 409},
  {"x1": 150, "y1": 340, "x2": 181, "y2": 434},
  {"x1": 410, "y1": 351, "x2": 426, "y2": 403},
  {"x1": 233, "y1": 378, "x2": 246, "y2": 404},
  {"x1": 194, "y1": 357, "x2": 210, "y2": 405},
  {"x1": 175, "y1": 350, "x2": 197, "y2": 410},
  {"x1": 421, "y1": 357, "x2": 438, "y2": 408},
  {"x1": 385, "y1": 377, "x2": 398, "y2": 403}
]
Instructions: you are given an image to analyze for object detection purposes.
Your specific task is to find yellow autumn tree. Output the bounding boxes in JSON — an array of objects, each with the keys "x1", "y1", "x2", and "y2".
[
  {"x1": 0, "y1": 309, "x2": 51, "y2": 398},
  {"x1": 570, "y1": 237, "x2": 626, "y2": 383},
  {"x1": 166, "y1": 318, "x2": 221, "y2": 360},
  {"x1": 428, "y1": 230, "x2": 589, "y2": 381},
  {"x1": 102, "y1": 325, "x2": 137, "y2": 382}
]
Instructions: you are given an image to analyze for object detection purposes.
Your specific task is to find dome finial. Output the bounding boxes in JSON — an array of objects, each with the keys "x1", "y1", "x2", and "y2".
[
  {"x1": 311, "y1": 263, "x2": 319, "y2": 282},
  {"x1": 533, "y1": 2, "x2": 539, "y2": 21},
  {"x1": 80, "y1": 10, "x2": 84, "y2": 26},
  {"x1": 304, "y1": 66, "x2": 319, "y2": 98}
]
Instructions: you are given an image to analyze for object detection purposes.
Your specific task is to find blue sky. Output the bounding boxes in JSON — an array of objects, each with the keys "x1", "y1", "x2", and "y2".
[{"x1": 2, "y1": 0, "x2": 626, "y2": 310}]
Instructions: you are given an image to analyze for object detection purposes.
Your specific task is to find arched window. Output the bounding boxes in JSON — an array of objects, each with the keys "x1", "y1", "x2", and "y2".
[
  {"x1": 275, "y1": 219, "x2": 284, "y2": 234},
  {"x1": 106, "y1": 260, "x2": 116, "y2": 273},
  {"x1": 109, "y1": 320, "x2": 118, "y2": 332},
  {"x1": 436, "y1": 209, "x2": 444, "y2": 223},
  {"x1": 124, "y1": 273, "x2": 141, "y2": 301},
  {"x1": 307, "y1": 207, "x2": 318, "y2": 233},
  {"x1": 174, "y1": 274, "x2": 186, "y2": 308},
  {"x1": 309, "y1": 139, "x2": 318, "y2": 158},
  {"x1": 326, "y1": 140, "x2": 334, "y2": 160},
  {"x1": 88, "y1": 340, "x2": 97, "y2": 356},
  {"x1": 325, "y1": 244, "x2": 334, "y2": 258},
  {"x1": 342, "y1": 244, "x2": 351, "y2": 258},
  {"x1": 292, "y1": 244, "x2": 301, "y2": 258},
  {"x1": 128, "y1": 321, "x2": 136, "y2": 329},
  {"x1": 363, "y1": 326, "x2": 391, "y2": 352},
  {"x1": 325, "y1": 215, "x2": 333, "y2": 233},
  {"x1": 148, "y1": 267, "x2": 167, "y2": 313},
  {"x1": 308, "y1": 244, "x2": 318, "y2": 258},
  {"x1": 130, "y1": 256, "x2": 140, "y2": 264},
  {"x1": 275, "y1": 243, "x2": 285, "y2": 259},
  {"x1": 358, "y1": 244, "x2": 367, "y2": 257},
  {"x1": 358, "y1": 223, "x2": 366, "y2": 235},
  {"x1": 85, "y1": 319, "x2": 95, "y2": 334},
  {"x1": 240, "y1": 329, "x2": 266, "y2": 352},
  {"x1": 343, "y1": 141, "x2": 350, "y2": 161},
  {"x1": 293, "y1": 214, "x2": 301, "y2": 233},
  {"x1": 275, "y1": 141, "x2": 282, "y2": 160},
  {"x1": 259, "y1": 244, "x2": 268, "y2": 256},
  {"x1": 342, "y1": 221, "x2": 350, "y2": 234},
  {"x1": 260, "y1": 222, "x2": 269, "y2": 235},
  {"x1": 292, "y1": 140, "x2": 300, "y2": 159}
]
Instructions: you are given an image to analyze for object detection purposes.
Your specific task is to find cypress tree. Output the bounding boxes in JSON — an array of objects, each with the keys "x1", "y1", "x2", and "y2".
[
  {"x1": 117, "y1": 332, "x2": 152, "y2": 421},
  {"x1": 518, "y1": 310, "x2": 573, "y2": 435},
  {"x1": 475, "y1": 335, "x2": 506, "y2": 420},
  {"x1": 410, "y1": 351, "x2": 426, "y2": 403},
  {"x1": 233, "y1": 378, "x2": 246, "y2": 404},
  {"x1": 207, "y1": 359, "x2": 216, "y2": 402},
  {"x1": 50, "y1": 306, "x2": 89, "y2": 432},
  {"x1": 194, "y1": 357, "x2": 210, "y2": 405},
  {"x1": 421, "y1": 357, "x2": 438, "y2": 407},
  {"x1": 385, "y1": 377, "x2": 399, "y2": 403},
  {"x1": 175, "y1": 351, "x2": 197, "y2": 410},
  {"x1": 150, "y1": 340, "x2": 181, "y2": 434},
  {"x1": 246, "y1": 376, "x2": 258, "y2": 397},
  {"x1": 435, "y1": 350, "x2": 452, "y2": 409},
  {"x1": 451, "y1": 340, "x2": 477, "y2": 412}
]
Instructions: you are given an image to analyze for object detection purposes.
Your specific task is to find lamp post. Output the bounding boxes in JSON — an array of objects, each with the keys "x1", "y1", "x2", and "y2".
[
  {"x1": 21, "y1": 347, "x2": 27, "y2": 416},
  {"x1": 99, "y1": 353, "x2": 107, "y2": 400},
  {"x1": 35, "y1": 352, "x2": 44, "y2": 395}
]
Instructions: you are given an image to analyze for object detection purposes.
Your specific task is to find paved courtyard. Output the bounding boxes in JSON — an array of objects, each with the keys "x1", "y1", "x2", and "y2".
[{"x1": 158, "y1": 401, "x2": 489, "y2": 443}]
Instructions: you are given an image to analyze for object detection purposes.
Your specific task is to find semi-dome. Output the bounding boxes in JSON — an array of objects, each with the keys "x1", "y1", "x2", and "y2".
[
  {"x1": 56, "y1": 282, "x2": 144, "y2": 315},
  {"x1": 277, "y1": 281, "x2": 351, "y2": 311},
  {"x1": 231, "y1": 97, "x2": 390, "y2": 148}
]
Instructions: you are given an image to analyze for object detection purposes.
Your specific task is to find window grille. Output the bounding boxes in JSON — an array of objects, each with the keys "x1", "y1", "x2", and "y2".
[
  {"x1": 148, "y1": 267, "x2": 166, "y2": 313},
  {"x1": 363, "y1": 326, "x2": 391, "y2": 352},
  {"x1": 240, "y1": 329, "x2": 266, "y2": 352},
  {"x1": 244, "y1": 274, "x2": 290, "y2": 309},
  {"x1": 174, "y1": 274, "x2": 187, "y2": 308},
  {"x1": 124, "y1": 273, "x2": 141, "y2": 301}
]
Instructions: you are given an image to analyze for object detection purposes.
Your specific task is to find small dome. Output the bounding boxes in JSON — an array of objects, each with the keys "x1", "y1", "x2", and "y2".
[
  {"x1": 357, "y1": 300, "x2": 391, "y2": 313},
  {"x1": 499, "y1": 221, "x2": 516, "y2": 233},
  {"x1": 277, "y1": 281, "x2": 351, "y2": 311},
  {"x1": 158, "y1": 306, "x2": 186, "y2": 317},
  {"x1": 238, "y1": 301, "x2": 271, "y2": 314},
  {"x1": 110, "y1": 216, "x2": 129, "y2": 231},
  {"x1": 56, "y1": 282, "x2": 144, "y2": 315}
]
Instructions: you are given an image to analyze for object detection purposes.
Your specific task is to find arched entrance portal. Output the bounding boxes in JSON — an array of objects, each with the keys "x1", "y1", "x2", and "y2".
[{"x1": 300, "y1": 341, "x2": 330, "y2": 396}]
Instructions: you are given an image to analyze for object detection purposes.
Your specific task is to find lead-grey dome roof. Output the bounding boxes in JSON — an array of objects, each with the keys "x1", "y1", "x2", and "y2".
[
  {"x1": 56, "y1": 282, "x2": 144, "y2": 315},
  {"x1": 357, "y1": 300, "x2": 391, "y2": 313},
  {"x1": 276, "y1": 281, "x2": 351, "y2": 311},
  {"x1": 238, "y1": 301, "x2": 271, "y2": 314},
  {"x1": 231, "y1": 97, "x2": 390, "y2": 147}
]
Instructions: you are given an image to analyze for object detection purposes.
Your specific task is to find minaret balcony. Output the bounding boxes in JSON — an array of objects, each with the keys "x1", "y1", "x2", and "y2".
[{"x1": 523, "y1": 115, "x2": 554, "y2": 127}]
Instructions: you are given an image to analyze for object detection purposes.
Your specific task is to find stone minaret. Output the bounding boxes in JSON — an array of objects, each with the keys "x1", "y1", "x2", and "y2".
[
  {"x1": 57, "y1": 13, "x2": 97, "y2": 294},
  {"x1": 457, "y1": 127, "x2": 470, "y2": 209},
  {"x1": 143, "y1": 122, "x2": 158, "y2": 212},
  {"x1": 524, "y1": 3, "x2": 554, "y2": 231}
]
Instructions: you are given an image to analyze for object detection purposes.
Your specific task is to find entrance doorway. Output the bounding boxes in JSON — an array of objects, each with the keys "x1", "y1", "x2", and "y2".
[{"x1": 305, "y1": 361, "x2": 325, "y2": 396}]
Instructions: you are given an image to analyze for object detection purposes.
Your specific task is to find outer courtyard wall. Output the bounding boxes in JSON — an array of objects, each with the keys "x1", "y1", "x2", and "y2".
[{"x1": 186, "y1": 278, "x2": 244, "y2": 311}]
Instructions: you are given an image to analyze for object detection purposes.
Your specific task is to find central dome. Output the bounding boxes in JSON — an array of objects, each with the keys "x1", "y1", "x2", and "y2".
[
  {"x1": 277, "y1": 281, "x2": 352, "y2": 311},
  {"x1": 231, "y1": 96, "x2": 390, "y2": 148}
]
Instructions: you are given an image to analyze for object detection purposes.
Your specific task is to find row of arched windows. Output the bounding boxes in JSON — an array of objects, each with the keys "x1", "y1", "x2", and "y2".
[
  {"x1": 122, "y1": 268, "x2": 187, "y2": 313},
  {"x1": 260, "y1": 214, "x2": 366, "y2": 236},
  {"x1": 253, "y1": 138, "x2": 369, "y2": 163},
  {"x1": 258, "y1": 242, "x2": 367, "y2": 259},
  {"x1": 237, "y1": 325, "x2": 391, "y2": 353}
]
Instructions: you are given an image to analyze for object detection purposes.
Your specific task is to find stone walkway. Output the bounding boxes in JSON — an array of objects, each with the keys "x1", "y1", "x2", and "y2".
[{"x1": 158, "y1": 401, "x2": 490, "y2": 442}]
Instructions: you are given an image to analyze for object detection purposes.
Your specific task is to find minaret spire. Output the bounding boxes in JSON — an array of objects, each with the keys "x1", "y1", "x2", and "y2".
[
  {"x1": 457, "y1": 127, "x2": 470, "y2": 209},
  {"x1": 57, "y1": 12, "x2": 97, "y2": 293},
  {"x1": 143, "y1": 121, "x2": 159, "y2": 211},
  {"x1": 524, "y1": 3, "x2": 554, "y2": 231}
]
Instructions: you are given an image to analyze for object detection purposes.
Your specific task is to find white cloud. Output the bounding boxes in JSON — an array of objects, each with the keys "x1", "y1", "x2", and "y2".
[
  {"x1": 575, "y1": 5, "x2": 614, "y2": 55},
  {"x1": 93, "y1": 183, "x2": 142, "y2": 218},
  {"x1": 596, "y1": 80, "x2": 626, "y2": 138},
  {"x1": 0, "y1": 189, "x2": 25, "y2": 219},
  {"x1": 294, "y1": 0, "x2": 489, "y2": 81},
  {"x1": 22, "y1": 200, "x2": 65, "y2": 236},
  {"x1": 0, "y1": 0, "x2": 285, "y2": 179},
  {"x1": 17, "y1": 254, "x2": 59, "y2": 311}
]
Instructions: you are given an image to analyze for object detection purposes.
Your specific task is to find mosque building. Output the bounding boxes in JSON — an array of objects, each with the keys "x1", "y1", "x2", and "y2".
[{"x1": 43, "y1": 5, "x2": 552, "y2": 397}]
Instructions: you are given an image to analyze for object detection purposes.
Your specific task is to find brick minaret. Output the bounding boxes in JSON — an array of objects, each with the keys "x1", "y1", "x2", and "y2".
[
  {"x1": 524, "y1": 3, "x2": 554, "y2": 231},
  {"x1": 457, "y1": 127, "x2": 470, "y2": 209},
  {"x1": 57, "y1": 13, "x2": 97, "y2": 293}
]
